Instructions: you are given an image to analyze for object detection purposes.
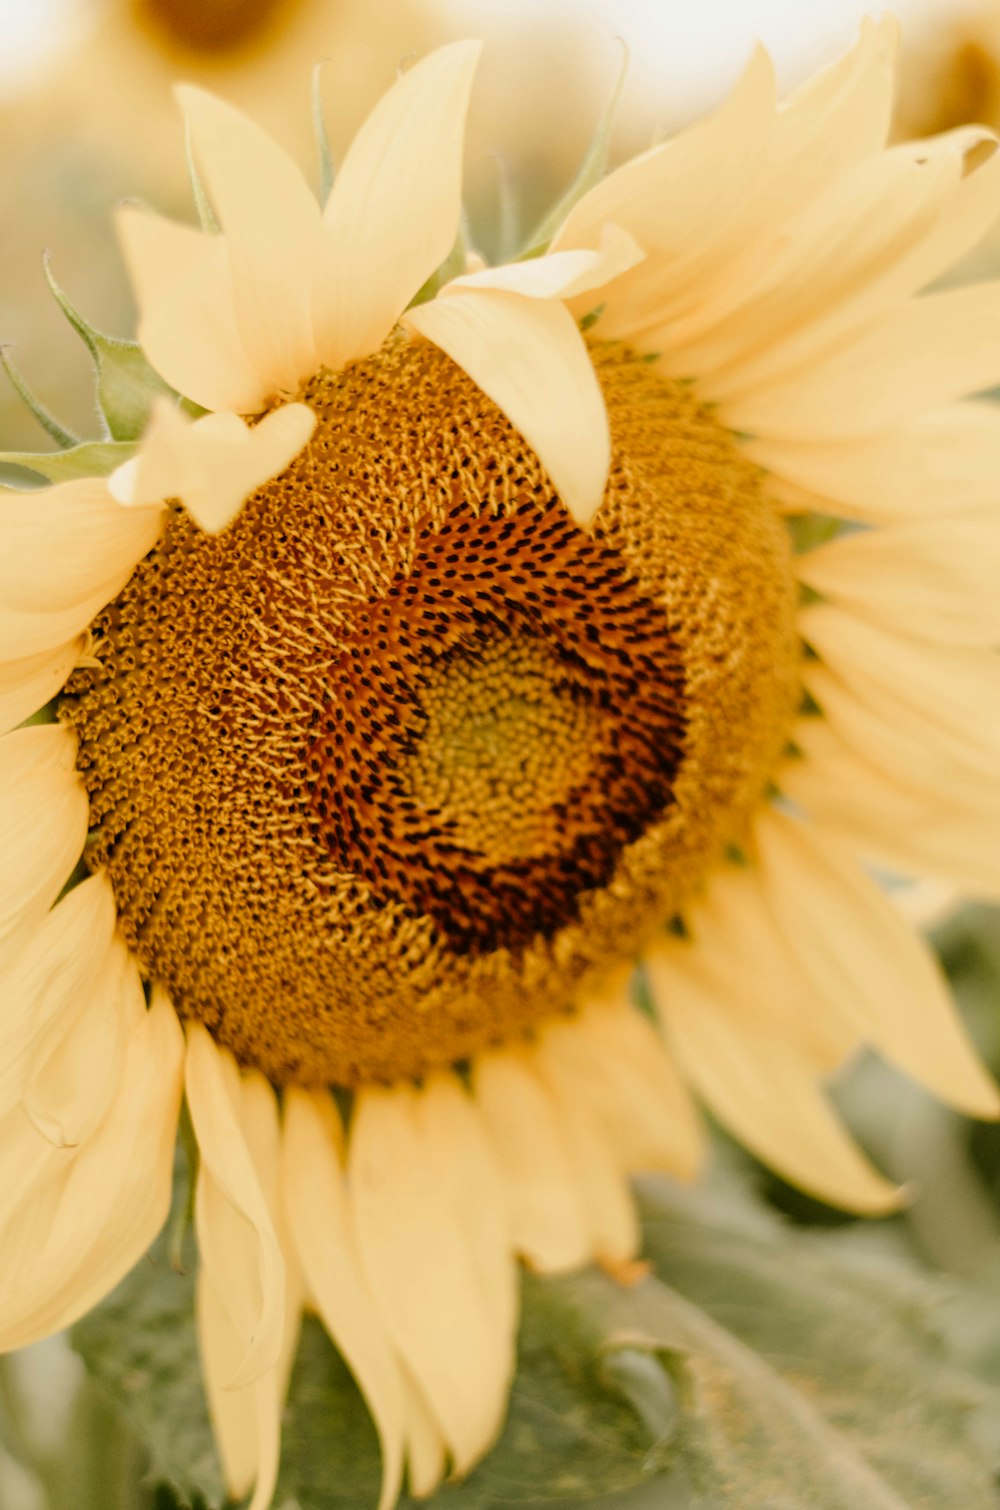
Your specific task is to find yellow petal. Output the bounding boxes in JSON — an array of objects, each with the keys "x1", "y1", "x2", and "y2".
[
  {"x1": 405, "y1": 292, "x2": 608, "y2": 527},
  {"x1": 197, "y1": 1071, "x2": 300, "y2": 1510},
  {"x1": 754, "y1": 808, "x2": 1000, "y2": 1118},
  {"x1": 111, "y1": 398, "x2": 316, "y2": 534},
  {"x1": 448, "y1": 224, "x2": 643, "y2": 301},
  {"x1": 20, "y1": 939, "x2": 139, "y2": 1149},
  {"x1": 401, "y1": 1369, "x2": 448, "y2": 1500},
  {"x1": 805, "y1": 663, "x2": 1000, "y2": 818},
  {"x1": 0, "y1": 725, "x2": 88, "y2": 952},
  {"x1": 531, "y1": 1049, "x2": 638, "y2": 1263},
  {"x1": 282, "y1": 1088, "x2": 405, "y2": 1510},
  {"x1": 669, "y1": 865, "x2": 858, "y2": 1070},
  {"x1": 801, "y1": 604, "x2": 1000, "y2": 778},
  {"x1": 471, "y1": 1050, "x2": 590, "y2": 1272},
  {"x1": 555, "y1": 19, "x2": 896, "y2": 347},
  {"x1": 197, "y1": 1267, "x2": 260, "y2": 1501},
  {"x1": 797, "y1": 517, "x2": 1000, "y2": 648},
  {"x1": 417, "y1": 1073, "x2": 518, "y2": 1369},
  {"x1": 537, "y1": 999, "x2": 704, "y2": 1180},
  {"x1": 185, "y1": 1024, "x2": 285, "y2": 1390},
  {"x1": 746, "y1": 400, "x2": 1000, "y2": 521},
  {"x1": 0, "y1": 639, "x2": 83, "y2": 735},
  {"x1": 314, "y1": 42, "x2": 481, "y2": 371},
  {"x1": 781, "y1": 719, "x2": 1000, "y2": 899},
  {"x1": 0, "y1": 872, "x2": 118, "y2": 1116},
  {"x1": 550, "y1": 45, "x2": 779, "y2": 334},
  {"x1": 0, "y1": 477, "x2": 161, "y2": 612},
  {"x1": 724, "y1": 280, "x2": 1000, "y2": 440},
  {"x1": 0, "y1": 478, "x2": 162, "y2": 657},
  {"x1": 178, "y1": 86, "x2": 322, "y2": 397},
  {"x1": 117, "y1": 205, "x2": 268, "y2": 413},
  {"x1": 664, "y1": 126, "x2": 998, "y2": 390},
  {"x1": 0, "y1": 987, "x2": 183, "y2": 1351},
  {"x1": 650, "y1": 939, "x2": 903, "y2": 1214},
  {"x1": 348, "y1": 1084, "x2": 508, "y2": 1475}
]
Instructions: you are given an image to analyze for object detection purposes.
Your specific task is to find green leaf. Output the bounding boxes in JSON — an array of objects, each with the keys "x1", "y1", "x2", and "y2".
[
  {"x1": 519, "y1": 40, "x2": 629, "y2": 260},
  {"x1": 72, "y1": 1208, "x2": 671, "y2": 1510},
  {"x1": 71, "y1": 1234, "x2": 225, "y2": 1510},
  {"x1": 0, "y1": 441, "x2": 133, "y2": 484},
  {"x1": 71, "y1": 1112, "x2": 1000, "y2": 1510},
  {"x1": 630, "y1": 1181, "x2": 1000, "y2": 1509},
  {"x1": 44, "y1": 257, "x2": 174, "y2": 442}
]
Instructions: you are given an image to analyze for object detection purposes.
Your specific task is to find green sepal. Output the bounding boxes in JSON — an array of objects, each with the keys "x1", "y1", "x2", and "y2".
[
  {"x1": 519, "y1": 38, "x2": 630, "y2": 259},
  {"x1": 0, "y1": 346, "x2": 80, "y2": 448},
  {"x1": 184, "y1": 123, "x2": 220, "y2": 235},
  {"x1": 44, "y1": 256, "x2": 174, "y2": 442},
  {"x1": 409, "y1": 210, "x2": 472, "y2": 309},
  {"x1": 0, "y1": 441, "x2": 134, "y2": 485},
  {"x1": 312, "y1": 59, "x2": 335, "y2": 205}
]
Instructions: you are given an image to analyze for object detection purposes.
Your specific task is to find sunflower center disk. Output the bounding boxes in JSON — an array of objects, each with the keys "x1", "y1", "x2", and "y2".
[{"x1": 62, "y1": 339, "x2": 800, "y2": 1086}]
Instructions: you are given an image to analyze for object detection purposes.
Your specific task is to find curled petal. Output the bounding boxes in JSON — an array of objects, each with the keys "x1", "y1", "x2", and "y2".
[
  {"x1": 110, "y1": 398, "x2": 316, "y2": 535},
  {"x1": 405, "y1": 292, "x2": 608, "y2": 527}
]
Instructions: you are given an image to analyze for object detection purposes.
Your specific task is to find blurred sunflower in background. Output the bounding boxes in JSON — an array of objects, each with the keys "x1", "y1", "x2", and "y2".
[{"x1": 2, "y1": 14, "x2": 1000, "y2": 1506}]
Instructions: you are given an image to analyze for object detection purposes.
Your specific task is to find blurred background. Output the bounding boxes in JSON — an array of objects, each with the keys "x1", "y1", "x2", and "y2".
[{"x1": 2, "y1": 0, "x2": 1000, "y2": 1505}]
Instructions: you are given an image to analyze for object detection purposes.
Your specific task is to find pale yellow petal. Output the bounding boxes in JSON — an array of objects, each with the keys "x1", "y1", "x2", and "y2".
[
  {"x1": 649, "y1": 939, "x2": 903, "y2": 1214},
  {"x1": 116, "y1": 205, "x2": 268, "y2": 413},
  {"x1": 471, "y1": 1050, "x2": 590, "y2": 1272},
  {"x1": 531, "y1": 1047, "x2": 638, "y2": 1262},
  {"x1": 314, "y1": 42, "x2": 481, "y2": 371},
  {"x1": 0, "y1": 986, "x2": 183, "y2": 1351},
  {"x1": 801, "y1": 604, "x2": 1000, "y2": 778},
  {"x1": 0, "y1": 478, "x2": 162, "y2": 657},
  {"x1": 664, "y1": 865, "x2": 858, "y2": 1070},
  {"x1": 805, "y1": 663, "x2": 1000, "y2": 818},
  {"x1": 185, "y1": 1024, "x2": 285, "y2": 1390},
  {"x1": 198, "y1": 1071, "x2": 300, "y2": 1510},
  {"x1": 0, "y1": 477, "x2": 161, "y2": 611},
  {"x1": 663, "y1": 126, "x2": 999, "y2": 389},
  {"x1": 111, "y1": 398, "x2": 315, "y2": 534},
  {"x1": 0, "y1": 872, "x2": 118, "y2": 1115},
  {"x1": 348, "y1": 1084, "x2": 508, "y2": 1475},
  {"x1": 178, "y1": 86, "x2": 322, "y2": 397},
  {"x1": 723, "y1": 281, "x2": 1000, "y2": 440},
  {"x1": 753, "y1": 808, "x2": 1000, "y2": 1118},
  {"x1": 0, "y1": 640, "x2": 82, "y2": 735},
  {"x1": 537, "y1": 999, "x2": 704, "y2": 1180},
  {"x1": 197, "y1": 1266, "x2": 259, "y2": 1501},
  {"x1": 20, "y1": 940, "x2": 139, "y2": 1149},
  {"x1": 797, "y1": 518, "x2": 1000, "y2": 648},
  {"x1": 448, "y1": 224, "x2": 643, "y2": 301},
  {"x1": 0, "y1": 725, "x2": 88, "y2": 950},
  {"x1": 418, "y1": 1073, "x2": 517, "y2": 1357},
  {"x1": 404, "y1": 293, "x2": 608, "y2": 527},
  {"x1": 555, "y1": 19, "x2": 895, "y2": 346},
  {"x1": 781, "y1": 719, "x2": 1000, "y2": 898},
  {"x1": 550, "y1": 44, "x2": 778, "y2": 334},
  {"x1": 282, "y1": 1088, "x2": 405, "y2": 1510},
  {"x1": 748, "y1": 400, "x2": 1000, "y2": 521},
  {"x1": 402, "y1": 1369, "x2": 448, "y2": 1500}
]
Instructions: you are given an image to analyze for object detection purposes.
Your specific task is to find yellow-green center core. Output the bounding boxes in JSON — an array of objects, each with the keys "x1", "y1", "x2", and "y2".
[{"x1": 62, "y1": 336, "x2": 800, "y2": 1086}]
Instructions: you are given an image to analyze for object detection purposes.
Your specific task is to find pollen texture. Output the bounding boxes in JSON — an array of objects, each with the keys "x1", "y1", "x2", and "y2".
[{"x1": 62, "y1": 338, "x2": 800, "y2": 1085}]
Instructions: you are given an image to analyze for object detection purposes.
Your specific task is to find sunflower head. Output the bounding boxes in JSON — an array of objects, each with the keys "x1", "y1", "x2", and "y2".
[
  {"x1": 2, "y1": 22, "x2": 1000, "y2": 1510},
  {"x1": 62, "y1": 333, "x2": 798, "y2": 1085}
]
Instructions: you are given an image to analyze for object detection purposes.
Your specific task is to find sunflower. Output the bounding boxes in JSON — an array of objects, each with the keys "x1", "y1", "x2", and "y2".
[{"x1": 3, "y1": 19, "x2": 1000, "y2": 1509}]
